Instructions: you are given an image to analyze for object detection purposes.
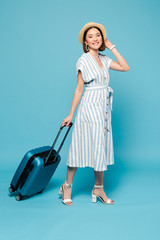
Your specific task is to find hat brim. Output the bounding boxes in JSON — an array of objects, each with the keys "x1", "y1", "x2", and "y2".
[{"x1": 78, "y1": 22, "x2": 107, "y2": 45}]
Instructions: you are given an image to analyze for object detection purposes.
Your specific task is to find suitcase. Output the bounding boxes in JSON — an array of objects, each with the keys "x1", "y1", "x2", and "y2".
[{"x1": 8, "y1": 122, "x2": 73, "y2": 201}]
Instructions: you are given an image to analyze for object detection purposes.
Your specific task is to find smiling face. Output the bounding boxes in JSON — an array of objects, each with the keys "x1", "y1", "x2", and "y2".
[{"x1": 84, "y1": 27, "x2": 103, "y2": 51}]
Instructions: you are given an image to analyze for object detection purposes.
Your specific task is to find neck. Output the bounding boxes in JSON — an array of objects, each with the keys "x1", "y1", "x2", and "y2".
[{"x1": 88, "y1": 49, "x2": 99, "y2": 58}]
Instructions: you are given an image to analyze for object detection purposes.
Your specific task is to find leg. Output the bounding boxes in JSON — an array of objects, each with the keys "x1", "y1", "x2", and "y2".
[
  {"x1": 94, "y1": 170, "x2": 104, "y2": 185},
  {"x1": 66, "y1": 166, "x2": 78, "y2": 185},
  {"x1": 93, "y1": 170, "x2": 114, "y2": 204},
  {"x1": 61, "y1": 166, "x2": 78, "y2": 205}
]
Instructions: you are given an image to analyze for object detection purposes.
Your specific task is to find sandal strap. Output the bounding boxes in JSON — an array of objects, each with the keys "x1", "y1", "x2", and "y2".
[
  {"x1": 94, "y1": 185, "x2": 103, "y2": 189},
  {"x1": 63, "y1": 199, "x2": 72, "y2": 203},
  {"x1": 106, "y1": 198, "x2": 112, "y2": 203},
  {"x1": 65, "y1": 181, "x2": 72, "y2": 188}
]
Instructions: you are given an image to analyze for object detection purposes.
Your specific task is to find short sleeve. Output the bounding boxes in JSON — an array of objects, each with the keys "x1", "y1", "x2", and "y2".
[
  {"x1": 76, "y1": 58, "x2": 84, "y2": 76},
  {"x1": 76, "y1": 54, "x2": 97, "y2": 83},
  {"x1": 104, "y1": 55, "x2": 113, "y2": 69}
]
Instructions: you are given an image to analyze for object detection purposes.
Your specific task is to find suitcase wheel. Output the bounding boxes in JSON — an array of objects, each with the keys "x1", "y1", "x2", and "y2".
[
  {"x1": 15, "y1": 194, "x2": 22, "y2": 201},
  {"x1": 8, "y1": 185, "x2": 15, "y2": 193}
]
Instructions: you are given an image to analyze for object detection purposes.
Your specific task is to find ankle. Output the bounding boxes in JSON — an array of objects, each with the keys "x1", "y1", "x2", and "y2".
[
  {"x1": 65, "y1": 181, "x2": 72, "y2": 187},
  {"x1": 93, "y1": 185, "x2": 104, "y2": 194},
  {"x1": 65, "y1": 181, "x2": 72, "y2": 188},
  {"x1": 63, "y1": 181, "x2": 72, "y2": 191},
  {"x1": 94, "y1": 185, "x2": 103, "y2": 189}
]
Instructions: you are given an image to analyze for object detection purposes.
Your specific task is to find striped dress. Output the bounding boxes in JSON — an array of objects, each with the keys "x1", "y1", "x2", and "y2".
[{"x1": 66, "y1": 52, "x2": 114, "y2": 171}]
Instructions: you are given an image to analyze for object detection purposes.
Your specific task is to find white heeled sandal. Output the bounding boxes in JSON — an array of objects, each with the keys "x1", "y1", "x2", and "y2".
[
  {"x1": 59, "y1": 181, "x2": 73, "y2": 206},
  {"x1": 92, "y1": 185, "x2": 114, "y2": 204}
]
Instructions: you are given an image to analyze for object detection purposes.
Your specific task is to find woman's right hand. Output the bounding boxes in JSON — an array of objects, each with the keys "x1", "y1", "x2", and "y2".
[{"x1": 62, "y1": 114, "x2": 73, "y2": 127}]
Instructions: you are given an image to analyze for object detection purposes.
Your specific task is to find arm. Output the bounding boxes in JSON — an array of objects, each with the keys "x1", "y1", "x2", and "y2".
[
  {"x1": 104, "y1": 39, "x2": 130, "y2": 72},
  {"x1": 69, "y1": 71, "x2": 84, "y2": 116},
  {"x1": 62, "y1": 71, "x2": 84, "y2": 126}
]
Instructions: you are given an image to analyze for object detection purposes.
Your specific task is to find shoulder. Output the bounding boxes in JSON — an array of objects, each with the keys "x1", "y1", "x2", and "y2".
[
  {"x1": 99, "y1": 53, "x2": 109, "y2": 59},
  {"x1": 76, "y1": 53, "x2": 89, "y2": 69},
  {"x1": 100, "y1": 53, "x2": 112, "y2": 61},
  {"x1": 76, "y1": 53, "x2": 88, "y2": 63},
  {"x1": 100, "y1": 53, "x2": 112, "y2": 68}
]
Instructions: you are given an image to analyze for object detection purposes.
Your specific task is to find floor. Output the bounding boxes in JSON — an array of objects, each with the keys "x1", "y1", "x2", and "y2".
[{"x1": 1, "y1": 157, "x2": 160, "y2": 240}]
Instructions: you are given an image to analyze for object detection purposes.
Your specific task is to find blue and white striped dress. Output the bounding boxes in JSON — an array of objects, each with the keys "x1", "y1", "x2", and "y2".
[{"x1": 66, "y1": 52, "x2": 114, "y2": 171}]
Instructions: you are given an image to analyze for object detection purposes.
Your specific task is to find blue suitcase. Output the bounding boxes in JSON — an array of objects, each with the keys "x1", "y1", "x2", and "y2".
[{"x1": 9, "y1": 122, "x2": 73, "y2": 201}]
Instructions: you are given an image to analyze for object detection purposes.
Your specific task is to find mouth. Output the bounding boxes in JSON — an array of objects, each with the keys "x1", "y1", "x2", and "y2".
[{"x1": 92, "y1": 42, "x2": 99, "y2": 46}]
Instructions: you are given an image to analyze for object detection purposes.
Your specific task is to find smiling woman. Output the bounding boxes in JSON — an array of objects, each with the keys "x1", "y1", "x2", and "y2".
[
  {"x1": 83, "y1": 26, "x2": 106, "y2": 53},
  {"x1": 60, "y1": 22, "x2": 130, "y2": 206}
]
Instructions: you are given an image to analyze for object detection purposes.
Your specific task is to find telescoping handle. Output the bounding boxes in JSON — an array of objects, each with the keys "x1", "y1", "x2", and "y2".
[{"x1": 44, "y1": 122, "x2": 73, "y2": 165}]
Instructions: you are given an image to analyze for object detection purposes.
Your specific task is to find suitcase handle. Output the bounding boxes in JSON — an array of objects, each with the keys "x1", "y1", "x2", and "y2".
[{"x1": 44, "y1": 122, "x2": 73, "y2": 165}]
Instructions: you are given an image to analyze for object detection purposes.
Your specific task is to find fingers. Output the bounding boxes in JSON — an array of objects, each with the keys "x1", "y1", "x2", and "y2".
[
  {"x1": 62, "y1": 117, "x2": 72, "y2": 127},
  {"x1": 61, "y1": 122, "x2": 66, "y2": 127},
  {"x1": 66, "y1": 122, "x2": 70, "y2": 127},
  {"x1": 63, "y1": 122, "x2": 71, "y2": 127},
  {"x1": 61, "y1": 120, "x2": 70, "y2": 127}
]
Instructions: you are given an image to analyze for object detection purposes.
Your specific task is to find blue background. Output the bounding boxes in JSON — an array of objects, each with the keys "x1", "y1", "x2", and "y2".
[{"x1": 0, "y1": 0, "x2": 160, "y2": 239}]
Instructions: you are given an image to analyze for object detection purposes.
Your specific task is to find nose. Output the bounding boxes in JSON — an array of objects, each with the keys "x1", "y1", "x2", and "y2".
[{"x1": 93, "y1": 37, "x2": 98, "y2": 41}]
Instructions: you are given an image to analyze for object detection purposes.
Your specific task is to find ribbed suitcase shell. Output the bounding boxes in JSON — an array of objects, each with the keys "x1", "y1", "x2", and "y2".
[
  {"x1": 10, "y1": 146, "x2": 60, "y2": 199},
  {"x1": 9, "y1": 123, "x2": 73, "y2": 200}
]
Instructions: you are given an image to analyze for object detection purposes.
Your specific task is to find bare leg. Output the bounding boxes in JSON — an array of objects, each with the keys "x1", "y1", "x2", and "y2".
[
  {"x1": 62, "y1": 166, "x2": 78, "y2": 203},
  {"x1": 66, "y1": 166, "x2": 78, "y2": 185},
  {"x1": 94, "y1": 170, "x2": 104, "y2": 185},
  {"x1": 93, "y1": 170, "x2": 114, "y2": 203}
]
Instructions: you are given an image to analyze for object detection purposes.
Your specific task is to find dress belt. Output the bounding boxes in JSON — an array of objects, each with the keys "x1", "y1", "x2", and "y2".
[
  {"x1": 85, "y1": 84, "x2": 113, "y2": 110},
  {"x1": 85, "y1": 83, "x2": 108, "y2": 90}
]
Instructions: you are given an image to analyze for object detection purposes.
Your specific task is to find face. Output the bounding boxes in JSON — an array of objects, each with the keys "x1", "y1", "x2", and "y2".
[{"x1": 85, "y1": 28, "x2": 103, "y2": 50}]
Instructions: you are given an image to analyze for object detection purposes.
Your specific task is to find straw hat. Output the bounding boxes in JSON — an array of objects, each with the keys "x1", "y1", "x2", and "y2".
[{"x1": 78, "y1": 22, "x2": 107, "y2": 45}]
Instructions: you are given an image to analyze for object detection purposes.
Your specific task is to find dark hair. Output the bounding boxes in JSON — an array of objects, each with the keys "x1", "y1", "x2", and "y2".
[{"x1": 83, "y1": 26, "x2": 106, "y2": 53}]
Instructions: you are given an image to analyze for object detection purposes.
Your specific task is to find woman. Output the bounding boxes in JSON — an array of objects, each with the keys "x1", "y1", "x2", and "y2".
[{"x1": 59, "y1": 22, "x2": 130, "y2": 206}]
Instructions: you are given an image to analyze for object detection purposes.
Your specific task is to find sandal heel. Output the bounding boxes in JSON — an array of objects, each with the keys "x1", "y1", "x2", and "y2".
[
  {"x1": 58, "y1": 181, "x2": 73, "y2": 206},
  {"x1": 92, "y1": 193, "x2": 97, "y2": 203},
  {"x1": 92, "y1": 185, "x2": 114, "y2": 205},
  {"x1": 58, "y1": 187, "x2": 63, "y2": 196}
]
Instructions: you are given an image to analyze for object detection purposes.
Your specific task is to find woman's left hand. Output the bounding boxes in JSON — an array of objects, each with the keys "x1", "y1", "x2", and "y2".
[{"x1": 104, "y1": 38, "x2": 114, "y2": 49}]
